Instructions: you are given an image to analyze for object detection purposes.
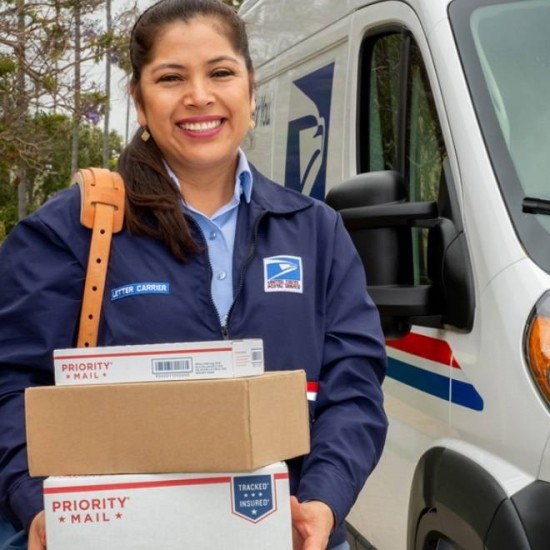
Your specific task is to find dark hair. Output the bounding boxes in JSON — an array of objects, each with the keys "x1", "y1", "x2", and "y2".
[{"x1": 117, "y1": 0, "x2": 254, "y2": 261}]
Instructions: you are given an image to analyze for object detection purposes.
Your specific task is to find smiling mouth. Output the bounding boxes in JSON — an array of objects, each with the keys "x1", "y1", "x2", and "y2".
[{"x1": 179, "y1": 120, "x2": 223, "y2": 132}]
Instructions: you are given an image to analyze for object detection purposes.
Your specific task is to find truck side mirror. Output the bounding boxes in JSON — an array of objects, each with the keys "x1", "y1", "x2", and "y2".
[{"x1": 326, "y1": 170, "x2": 474, "y2": 338}]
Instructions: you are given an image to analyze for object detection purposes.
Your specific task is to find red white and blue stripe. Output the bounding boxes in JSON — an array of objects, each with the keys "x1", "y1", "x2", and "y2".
[{"x1": 386, "y1": 333, "x2": 484, "y2": 411}]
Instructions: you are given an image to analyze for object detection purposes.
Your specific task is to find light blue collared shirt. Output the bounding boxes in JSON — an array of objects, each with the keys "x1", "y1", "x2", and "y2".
[{"x1": 165, "y1": 152, "x2": 253, "y2": 325}]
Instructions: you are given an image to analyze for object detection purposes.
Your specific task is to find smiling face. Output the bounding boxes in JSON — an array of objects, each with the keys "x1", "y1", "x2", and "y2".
[{"x1": 133, "y1": 16, "x2": 255, "y2": 179}]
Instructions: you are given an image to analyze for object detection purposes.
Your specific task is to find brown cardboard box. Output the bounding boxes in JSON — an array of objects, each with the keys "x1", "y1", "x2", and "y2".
[{"x1": 25, "y1": 370, "x2": 310, "y2": 477}]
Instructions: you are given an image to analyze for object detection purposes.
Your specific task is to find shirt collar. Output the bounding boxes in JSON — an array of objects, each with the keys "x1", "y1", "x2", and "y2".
[
  {"x1": 236, "y1": 149, "x2": 253, "y2": 204},
  {"x1": 164, "y1": 149, "x2": 253, "y2": 205}
]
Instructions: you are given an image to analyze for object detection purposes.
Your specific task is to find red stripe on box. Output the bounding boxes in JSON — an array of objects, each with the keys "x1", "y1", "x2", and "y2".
[
  {"x1": 55, "y1": 347, "x2": 233, "y2": 361},
  {"x1": 44, "y1": 476, "x2": 233, "y2": 494}
]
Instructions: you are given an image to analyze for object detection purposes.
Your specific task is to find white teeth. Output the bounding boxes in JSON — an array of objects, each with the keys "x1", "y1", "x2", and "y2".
[{"x1": 180, "y1": 120, "x2": 222, "y2": 132}]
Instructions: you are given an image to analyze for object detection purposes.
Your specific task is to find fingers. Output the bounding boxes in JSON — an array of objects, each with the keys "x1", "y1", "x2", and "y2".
[
  {"x1": 290, "y1": 495, "x2": 305, "y2": 522},
  {"x1": 290, "y1": 498, "x2": 333, "y2": 550},
  {"x1": 28, "y1": 511, "x2": 46, "y2": 550}
]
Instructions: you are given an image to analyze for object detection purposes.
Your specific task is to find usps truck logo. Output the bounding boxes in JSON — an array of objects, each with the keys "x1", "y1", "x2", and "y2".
[
  {"x1": 285, "y1": 63, "x2": 335, "y2": 200},
  {"x1": 110, "y1": 282, "x2": 170, "y2": 301},
  {"x1": 232, "y1": 474, "x2": 275, "y2": 523},
  {"x1": 264, "y1": 256, "x2": 303, "y2": 293}
]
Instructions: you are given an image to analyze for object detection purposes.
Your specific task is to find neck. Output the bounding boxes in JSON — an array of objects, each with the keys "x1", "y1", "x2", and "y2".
[{"x1": 173, "y1": 163, "x2": 238, "y2": 217}]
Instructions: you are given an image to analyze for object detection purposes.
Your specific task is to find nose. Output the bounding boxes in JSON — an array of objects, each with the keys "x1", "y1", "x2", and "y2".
[{"x1": 184, "y1": 77, "x2": 214, "y2": 108}]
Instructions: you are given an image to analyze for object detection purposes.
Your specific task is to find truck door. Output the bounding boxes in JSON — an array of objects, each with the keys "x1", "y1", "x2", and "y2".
[{"x1": 342, "y1": 3, "x2": 475, "y2": 549}]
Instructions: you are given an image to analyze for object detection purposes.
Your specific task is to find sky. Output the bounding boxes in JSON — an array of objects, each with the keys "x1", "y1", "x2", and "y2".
[
  {"x1": 108, "y1": 0, "x2": 153, "y2": 141},
  {"x1": 109, "y1": 66, "x2": 136, "y2": 142}
]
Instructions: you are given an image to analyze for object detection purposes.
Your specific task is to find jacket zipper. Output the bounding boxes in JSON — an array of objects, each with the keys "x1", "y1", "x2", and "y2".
[
  {"x1": 186, "y1": 217, "x2": 220, "y2": 331},
  {"x1": 221, "y1": 211, "x2": 267, "y2": 340}
]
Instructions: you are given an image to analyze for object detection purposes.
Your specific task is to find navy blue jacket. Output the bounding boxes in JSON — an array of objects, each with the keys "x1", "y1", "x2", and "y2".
[{"x1": 0, "y1": 166, "x2": 387, "y2": 547}]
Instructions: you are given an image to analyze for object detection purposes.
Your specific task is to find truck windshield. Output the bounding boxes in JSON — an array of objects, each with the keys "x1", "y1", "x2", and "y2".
[{"x1": 450, "y1": 0, "x2": 550, "y2": 271}]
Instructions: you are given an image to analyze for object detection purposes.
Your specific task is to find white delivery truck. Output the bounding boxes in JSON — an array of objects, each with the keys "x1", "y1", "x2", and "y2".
[{"x1": 239, "y1": 0, "x2": 550, "y2": 549}]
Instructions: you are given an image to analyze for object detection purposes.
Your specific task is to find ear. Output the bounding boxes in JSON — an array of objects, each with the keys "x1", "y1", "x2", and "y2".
[
  {"x1": 134, "y1": 99, "x2": 147, "y2": 128},
  {"x1": 250, "y1": 94, "x2": 256, "y2": 119},
  {"x1": 249, "y1": 69, "x2": 257, "y2": 112},
  {"x1": 130, "y1": 85, "x2": 147, "y2": 127}
]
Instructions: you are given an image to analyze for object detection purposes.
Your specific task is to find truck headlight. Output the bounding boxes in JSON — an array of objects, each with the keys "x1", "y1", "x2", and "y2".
[{"x1": 525, "y1": 292, "x2": 550, "y2": 405}]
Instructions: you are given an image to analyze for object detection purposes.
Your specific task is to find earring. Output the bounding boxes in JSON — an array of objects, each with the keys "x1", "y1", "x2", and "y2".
[
  {"x1": 141, "y1": 127, "x2": 151, "y2": 142},
  {"x1": 249, "y1": 118, "x2": 256, "y2": 130}
]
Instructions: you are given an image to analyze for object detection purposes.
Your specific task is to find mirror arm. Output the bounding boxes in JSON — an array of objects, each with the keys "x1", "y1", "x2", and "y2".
[{"x1": 339, "y1": 201, "x2": 438, "y2": 230}]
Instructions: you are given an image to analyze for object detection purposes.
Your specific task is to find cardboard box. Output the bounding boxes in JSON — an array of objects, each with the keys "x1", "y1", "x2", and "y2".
[
  {"x1": 43, "y1": 462, "x2": 291, "y2": 550},
  {"x1": 53, "y1": 339, "x2": 264, "y2": 386},
  {"x1": 26, "y1": 371, "x2": 310, "y2": 476}
]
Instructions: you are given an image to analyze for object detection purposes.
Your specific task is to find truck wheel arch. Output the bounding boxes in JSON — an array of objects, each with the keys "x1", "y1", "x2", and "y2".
[{"x1": 408, "y1": 447, "x2": 531, "y2": 550}]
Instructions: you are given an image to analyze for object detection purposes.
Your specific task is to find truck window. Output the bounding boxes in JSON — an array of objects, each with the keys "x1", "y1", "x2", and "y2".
[
  {"x1": 359, "y1": 31, "x2": 447, "y2": 285},
  {"x1": 451, "y1": 0, "x2": 550, "y2": 272},
  {"x1": 366, "y1": 33, "x2": 401, "y2": 172}
]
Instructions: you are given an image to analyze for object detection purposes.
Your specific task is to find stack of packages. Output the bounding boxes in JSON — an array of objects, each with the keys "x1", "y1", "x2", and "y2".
[{"x1": 24, "y1": 339, "x2": 310, "y2": 549}]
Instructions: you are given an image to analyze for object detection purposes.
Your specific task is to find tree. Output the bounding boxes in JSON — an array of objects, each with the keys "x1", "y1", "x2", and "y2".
[
  {"x1": 0, "y1": 112, "x2": 123, "y2": 240},
  {"x1": 0, "y1": 0, "x2": 242, "y2": 241},
  {"x1": 0, "y1": 0, "x2": 116, "y2": 224},
  {"x1": 103, "y1": 0, "x2": 112, "y2": 168}
]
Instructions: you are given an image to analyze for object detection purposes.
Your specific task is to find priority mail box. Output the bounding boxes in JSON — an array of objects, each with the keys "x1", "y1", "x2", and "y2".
[
  {"x1": 53, "y1": 338, "x2": 264, "y2": 385},
  {"x1": 44, "y1": 462, "x2": 291, "y2": 550},
  {"x1": 26, "y1": 370, "x2": 310, "y2": 476}
]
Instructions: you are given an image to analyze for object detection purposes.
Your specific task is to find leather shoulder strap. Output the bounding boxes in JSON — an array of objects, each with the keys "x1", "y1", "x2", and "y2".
[{"x1": 73, "y1": 168, "x2": 125, "y2": 348}]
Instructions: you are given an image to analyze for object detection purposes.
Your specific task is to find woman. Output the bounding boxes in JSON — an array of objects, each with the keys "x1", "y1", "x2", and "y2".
[{"x1": 0, "y1": 1, "x2": 388, "y2": 548}]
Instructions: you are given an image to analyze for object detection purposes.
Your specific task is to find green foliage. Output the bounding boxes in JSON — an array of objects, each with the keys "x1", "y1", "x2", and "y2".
[
  {"x1": 0, "y1": 112, "x2": 124, "y2": 240},
  {"x1": 0, "y1": 0, "x2": 132, "y2": 241},
  {"x1": 0, "y1": 171, "x2": 16, "y2": 240},
  {"x1": 0, "y1": 55, "x2": 16, "y2": 78},
  {"x1": 43, "y1": 23, "x2": 70, "y2": 62}
]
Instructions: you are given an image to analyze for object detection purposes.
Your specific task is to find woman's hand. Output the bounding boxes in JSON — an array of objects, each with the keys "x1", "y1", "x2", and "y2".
[
  {"x1": 290, "y1": 496, "x2": 334, "y2": 550},
  {"x1": 28, "y1": 511, "x2": 47, "y2": 550}
]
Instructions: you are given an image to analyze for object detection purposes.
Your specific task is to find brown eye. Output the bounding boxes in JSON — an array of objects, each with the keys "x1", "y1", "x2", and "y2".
[
  {"x1": 159, "y1": 74, "x2": 182, "y2": 82},
  {"x1": 212, "y1": 69, "x2": 233, "y2": 78}
]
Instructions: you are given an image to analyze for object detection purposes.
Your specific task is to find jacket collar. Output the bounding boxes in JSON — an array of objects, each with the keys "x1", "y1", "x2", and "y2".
[{"x1": 248, "y1": 164, "x2": 313, "y2": 215}]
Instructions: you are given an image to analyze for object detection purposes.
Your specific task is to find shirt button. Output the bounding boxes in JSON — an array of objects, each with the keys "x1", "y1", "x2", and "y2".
[
  {"x1": 209, "y1": 231, "x2": 217, "y2": 240},
  {"x1": 217, "y1": 271, "x2": 227, "y2": 280}
]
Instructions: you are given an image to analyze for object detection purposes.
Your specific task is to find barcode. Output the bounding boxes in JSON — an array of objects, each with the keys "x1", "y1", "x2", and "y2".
[
  {"x1": 152, "y1": 357, "x2": 193, "y2": 374},
  {"x1": 251, "y1": 349, "x2": 263, "y2": 363}
]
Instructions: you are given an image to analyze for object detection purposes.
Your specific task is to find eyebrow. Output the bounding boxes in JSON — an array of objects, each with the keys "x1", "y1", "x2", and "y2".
[{"x1": 151, "y1": 56, "x2": 240, "y2": 73}]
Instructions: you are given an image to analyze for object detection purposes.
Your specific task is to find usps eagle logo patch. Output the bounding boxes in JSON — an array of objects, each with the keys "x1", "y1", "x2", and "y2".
[
  {"x1": 232, "y1": 474, "x2": 276, "y2": 523},
  {"x1": 264, "y1": 255, "x2": 303, "y2": 293}
]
